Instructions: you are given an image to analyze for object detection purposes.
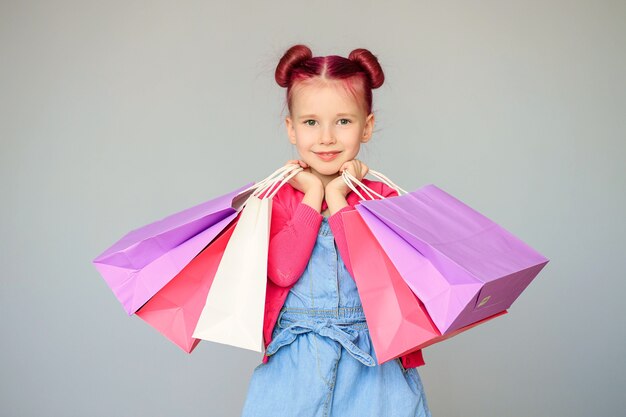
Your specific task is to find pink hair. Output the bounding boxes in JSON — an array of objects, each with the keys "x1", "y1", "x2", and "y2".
[{"x1": 275, "y1": 45, "x2": 385, "y2": 115}]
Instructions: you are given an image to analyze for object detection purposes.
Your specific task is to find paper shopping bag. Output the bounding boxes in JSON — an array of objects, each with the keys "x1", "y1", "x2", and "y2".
[
  {"x1": 192, "y1": 166, "x2": 302, "y2": 352},
  {"x1": 92, "y1": 185, "x2": 253, "y2": 314},
  {"x1": 343, "y1": 209, "x2": 507, "y2": 364},
  {"x1": 357, "y1": 179, "x2": 549, "y2": 334},
  {"x1": 342, "y1": 209, "x2": 440, "y2": 364},
  {"x1": 135, "y1": 217, "x2": 238, "y2": 353}
]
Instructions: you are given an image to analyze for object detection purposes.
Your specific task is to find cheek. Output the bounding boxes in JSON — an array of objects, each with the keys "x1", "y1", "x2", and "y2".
[
  {"x1": 338, "y1": 129, "x2": 363, "y2": 147},
  {"x1": 294, "y1": 128, "x2": 316, "y2": 144}
]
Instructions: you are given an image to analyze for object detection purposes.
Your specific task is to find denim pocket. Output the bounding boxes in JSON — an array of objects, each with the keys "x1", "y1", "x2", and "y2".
[
  {"x1": 396, "y1": 358, "x2": 424, "y2": 397},
  {"x1": 396, "y1": 358, "x2": 409, "y2": 374}
]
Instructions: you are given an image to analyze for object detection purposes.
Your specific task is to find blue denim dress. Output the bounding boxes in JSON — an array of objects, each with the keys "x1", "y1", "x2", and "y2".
[{"x1": 241, "y1": 217, "x2": 431, "y2": 417}]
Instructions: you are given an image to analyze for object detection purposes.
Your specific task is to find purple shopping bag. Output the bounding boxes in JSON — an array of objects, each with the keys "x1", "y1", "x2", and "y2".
[
  {"x1": 357, "y1": 184, "x2": 549, "y2": 334},
  {"x1": 93, "y1": 184, "x2": 253, "y2": 315}
]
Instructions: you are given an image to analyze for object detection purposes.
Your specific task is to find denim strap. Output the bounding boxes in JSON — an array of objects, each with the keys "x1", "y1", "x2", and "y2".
[{"x1": 266, "y1": 319, "x2": 376, "y2": 367}]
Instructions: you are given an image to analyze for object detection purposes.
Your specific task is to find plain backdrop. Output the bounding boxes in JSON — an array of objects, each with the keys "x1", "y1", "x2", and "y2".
[{"x1": 1, "y1": 1, "x2": 625, "y2": 416}]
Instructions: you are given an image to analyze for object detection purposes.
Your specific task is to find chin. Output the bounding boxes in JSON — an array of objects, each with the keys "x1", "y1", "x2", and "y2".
[{"x1": 314, "y1": 165, "x2": 342, "y2": 176}]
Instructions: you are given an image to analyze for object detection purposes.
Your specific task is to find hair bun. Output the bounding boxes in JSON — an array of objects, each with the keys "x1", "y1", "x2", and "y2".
[
  {"x1": 348, "y1": 48, "x2": 384, "y2": 89},
  {"x1": 275, "y1": 44, "x2": 313, "y2": 88}
]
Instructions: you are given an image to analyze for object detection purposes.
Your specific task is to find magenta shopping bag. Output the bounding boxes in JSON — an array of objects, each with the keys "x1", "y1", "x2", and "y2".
[
  {"x1": 355, "y1": 179, "x2": 549, "y2": 335},
  {"x1": 92, "y1": 184, "x2": 253, "y2": 315}
]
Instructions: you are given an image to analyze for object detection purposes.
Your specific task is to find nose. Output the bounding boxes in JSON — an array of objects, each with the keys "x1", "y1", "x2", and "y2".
[{"x1": 319, "y1": 125, "x2": 336, "y2": 145}]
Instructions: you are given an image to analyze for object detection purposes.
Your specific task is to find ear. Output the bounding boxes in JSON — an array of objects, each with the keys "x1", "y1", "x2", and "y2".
[
  {"x1": 361, "y1": 113, "x2": 375, "y2": 143},
  {"x1": 285, "y1": 116, "x2": 297, "y2": 145}
]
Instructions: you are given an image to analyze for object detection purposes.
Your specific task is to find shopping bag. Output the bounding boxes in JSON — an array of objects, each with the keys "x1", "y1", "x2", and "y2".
[
  {"x1": 343, "y1": 202, "x2": 506, "y2": 365},
  {"x1": 192, "y1": 165, "x2": 302, "y2": 352},
  {"x1": 352, "y1": 171, "x2": 549, "y2": 334},
  {"x1": 135, "y1": 217, "x2": 238, "y2": 353},
  {"x1": 92, "y1": 184, "x2": 253, "y2": 315},
  {"x1": 342, "y1": 209, "x2": 439, "y2": 363}
]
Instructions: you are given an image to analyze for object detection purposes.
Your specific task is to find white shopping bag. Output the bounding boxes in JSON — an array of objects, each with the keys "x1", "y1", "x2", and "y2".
[{"x1": 192, "y1": 165, "x2": 301, "y2": 352}]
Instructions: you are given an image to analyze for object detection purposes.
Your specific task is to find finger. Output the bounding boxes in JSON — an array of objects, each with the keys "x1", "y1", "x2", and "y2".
[
  {"x1": 346, "y1": 162, "x2": 356, "y2": 175},
  {"x1": 350, "y1": 160, "x2": 359, "y2": 176},
  {"x1": 284, "y1": 160, "x2": 301, "y2": 178},
  {"x1": 361, "y1": 161, "x2": 369, "y2": 177},
  {"x1": 352, "y1": 161, "x2": 365, "y2": 181}
]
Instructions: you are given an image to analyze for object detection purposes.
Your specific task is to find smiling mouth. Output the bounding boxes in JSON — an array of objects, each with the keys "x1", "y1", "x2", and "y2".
[
  {"x1": 314, "y1": 151, "x2": 341, "y2": 161},
  {"x1": 315, "y1": 151, "x2": 341, "y2": 155}
]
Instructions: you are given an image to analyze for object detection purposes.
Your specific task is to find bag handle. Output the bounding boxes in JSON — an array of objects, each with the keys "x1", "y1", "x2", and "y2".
[
  {"x1": 341, "y1": 169, "x2": 407, "y2": 201},
  {"x1": 340, "y1": 170, "x2": 366, "y2": 200},
  {"x1": 264, "y1": 166, "x2": 303, "y2": 200},
  {"x1": 341, "y1": 170, "x2": 384, "y2": 200},
  {"x1": 233, "y1": 164, "x2": 302, "y2": 210},
  {"x1": 252, "y1": 164, "x2": 302, "y2": 199},
  {"x1": 238, "y1": 164, "x2": 300, "y2": 197},
  {"x1": 367, "y1": 169, "x2": 408, "y2": 195}
]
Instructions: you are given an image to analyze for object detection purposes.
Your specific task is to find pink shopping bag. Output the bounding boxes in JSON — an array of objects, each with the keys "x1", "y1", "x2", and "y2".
[
  {"x1": 343, "y1": 209, "x2": 506, "y2": 364},
  {"x1": 135, "y1": 217, "x2": 238, "y2": 352}
]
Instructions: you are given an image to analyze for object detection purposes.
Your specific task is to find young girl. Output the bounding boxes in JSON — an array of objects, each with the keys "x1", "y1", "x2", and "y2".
[{"x1": 241, "y1": 44, "x2": 431, "y2": 417}]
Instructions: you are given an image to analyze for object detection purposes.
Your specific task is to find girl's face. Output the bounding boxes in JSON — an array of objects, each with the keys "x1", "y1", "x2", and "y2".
[{"x1": 285, "y1": 80, "x2": 374, "y2": 184}]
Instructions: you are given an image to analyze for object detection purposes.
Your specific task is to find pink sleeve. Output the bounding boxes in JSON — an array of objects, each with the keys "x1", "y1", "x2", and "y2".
[
  {"x1": 267, "y1": 197, "x2": 323, "y2": 287},
  {"x1": 327, "y1": 205, "x2": 357, "y2": 277},
  {"x1": 401, "y1": 350, "x2": 426, "y2": 368}
]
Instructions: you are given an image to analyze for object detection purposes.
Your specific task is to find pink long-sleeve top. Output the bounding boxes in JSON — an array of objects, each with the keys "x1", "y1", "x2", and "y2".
[{"x1": 261, "y1": 178, "x2": 425, "y2": 368}]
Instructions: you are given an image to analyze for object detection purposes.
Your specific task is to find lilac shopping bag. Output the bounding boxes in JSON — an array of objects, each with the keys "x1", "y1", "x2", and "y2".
[
  {"x1": 353, "y1": 172, "x2": 549, "y2": 335},
  {"x1": 92, "y1": 184, "x2": 254, "y2": 315}
]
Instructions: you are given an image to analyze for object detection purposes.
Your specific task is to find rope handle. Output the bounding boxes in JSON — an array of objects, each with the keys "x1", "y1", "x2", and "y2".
[
  {"x1": 252, "y1": 164, "x2": 302, "y2": 199},
  {"x1": 265, "y1": 166, "x2": 303, "y2": 200},
  {"x1": 341, "y1": 169, "x2": 407, "y2": 200},
  {"x1": 367, "y1": 169, "x2": 408, "y2": 195},
  {"x1": 341, "y1": 170, "x2": 382, "y2": 200},
  {"x1": 234, "y1": 164, "x2": 302, "y2": 210},
  {"x1": 237, "y1": 164, "x2": 300, "y2": 197}
]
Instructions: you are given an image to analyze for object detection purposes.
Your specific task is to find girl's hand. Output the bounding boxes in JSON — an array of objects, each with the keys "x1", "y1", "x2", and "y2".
[
  {"x1": 325, "y1": 159, "x2": 369, "y2": 198},
  {"x1": 283, "y1": 159, "x2": 323, "y2": 194}
]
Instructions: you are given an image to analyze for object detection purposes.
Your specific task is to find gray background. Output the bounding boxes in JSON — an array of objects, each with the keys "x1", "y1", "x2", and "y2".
[{"x1": 1, "y1": 1, "x2": 624, "y2": 416}]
